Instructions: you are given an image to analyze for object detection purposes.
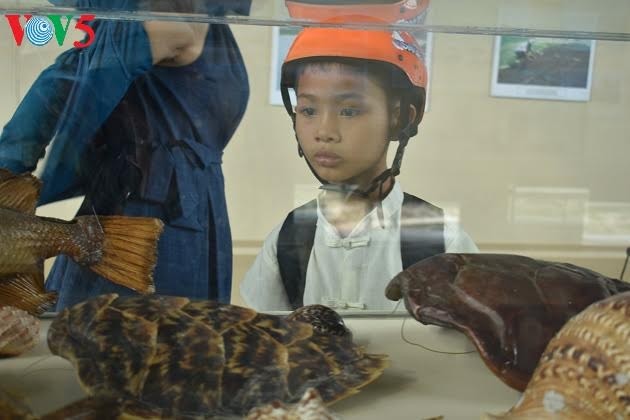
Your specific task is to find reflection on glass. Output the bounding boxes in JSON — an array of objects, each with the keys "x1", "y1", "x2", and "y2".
[
  {"x1": 584, "y1": 201, "x2": 630, "y2": 245},
  {"x1": 0, "y1": 1, "x2": 629, "y2": 418}
]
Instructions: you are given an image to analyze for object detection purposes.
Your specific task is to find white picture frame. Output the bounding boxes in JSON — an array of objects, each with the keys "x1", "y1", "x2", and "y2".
[
  {"x1": 491, "y1": 36, "x2": 596, "y2": 102},
  {"x1": 269, "y1": 27, "x2": 434, "y2": 112}
]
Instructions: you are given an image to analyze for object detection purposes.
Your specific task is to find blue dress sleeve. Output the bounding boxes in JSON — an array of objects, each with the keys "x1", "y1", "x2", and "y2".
[
  {"x1": 0, "y1": 64, "x2": 69, "y2": 174},
  {"x1": 0, "y1": 19, "x2": 153, "y2": 204}
]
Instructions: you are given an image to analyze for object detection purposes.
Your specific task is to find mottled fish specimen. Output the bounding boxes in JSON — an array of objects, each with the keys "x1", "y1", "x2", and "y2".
[
  {"x1": 44, "y1": 294, "x2": 387, "y2": 418},
  {"x1": 246, "y1": 388, "x2": 339, "y2": 419},
  {"x1": 0, "y1": 306, "x2": 39, "y2": 357},
  {"x1": 0, "y1": 168, "x2": 163, "y2": 314},
  {"x1": 485, "y1": 291, "x2": 630, "y2": 420},
  {"x1": 385, "y1": 253, "x2": 630, "y2": 391}
]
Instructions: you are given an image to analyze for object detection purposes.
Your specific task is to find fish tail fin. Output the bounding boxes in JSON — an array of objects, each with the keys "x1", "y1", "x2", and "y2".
[
  {"x1": 0, "y1": 273, "x2": 58, "y2": 315},
  {"x1": 88, "y1": 216, "x2": 164, "y2": 294}
]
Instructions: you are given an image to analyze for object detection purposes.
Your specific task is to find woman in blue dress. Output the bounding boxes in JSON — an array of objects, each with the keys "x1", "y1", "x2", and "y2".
[{"x1": 0, "y1": 0, "x2": 251, "y2": 309}]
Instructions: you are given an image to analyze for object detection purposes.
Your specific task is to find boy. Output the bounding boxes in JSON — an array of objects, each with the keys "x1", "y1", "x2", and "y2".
[{"x1": 241, "y1": 27, "x2": 477, "y2": 311}]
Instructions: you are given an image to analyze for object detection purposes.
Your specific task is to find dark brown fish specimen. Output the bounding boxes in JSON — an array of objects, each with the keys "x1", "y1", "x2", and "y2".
[
  {"x1": 44, "y1": 294, "x2": 387, "y2": 418},
  {"x1": 0, "y1": 168, "x2": 163, "y2": 315},
  {"x1": 385, "y1": 253, "x2": 630, "y2": 392}
]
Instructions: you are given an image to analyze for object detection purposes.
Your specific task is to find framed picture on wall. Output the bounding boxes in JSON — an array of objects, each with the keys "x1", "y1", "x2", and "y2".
[
  {"x1": 269, "y1": 27, "x2": 434, "y2": 111},
  {"x1": 490, "y1": 36, "x2": 596, "y2": 101}
]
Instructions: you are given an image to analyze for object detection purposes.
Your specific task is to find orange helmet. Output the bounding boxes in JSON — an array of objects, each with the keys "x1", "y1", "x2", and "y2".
[
  {"x1": 282, "y1": 27, "x2": 427, "y2": 88},
  {"x1": 285, "y1": 0, "x2": 430, "y2": 25},
  {"x1": 281, "y1": 27, "x2": 427, "y2": 132}
]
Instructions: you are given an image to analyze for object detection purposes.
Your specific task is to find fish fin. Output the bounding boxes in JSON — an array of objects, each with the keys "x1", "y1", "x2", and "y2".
[
  {"x1": 0, "y1": 272, "x2": 58, "y2": 316},
  {"x1": 87, "y1": 215, "x2": 163, "y2": 294},
  {"x1": 0, "y1": 168, "x2": 41, "y2": 214}
]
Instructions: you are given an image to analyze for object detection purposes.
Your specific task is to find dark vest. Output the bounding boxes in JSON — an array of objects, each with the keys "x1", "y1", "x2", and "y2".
[{"x1": 277, "y1": 192, "x2": 445, "y2": 309}]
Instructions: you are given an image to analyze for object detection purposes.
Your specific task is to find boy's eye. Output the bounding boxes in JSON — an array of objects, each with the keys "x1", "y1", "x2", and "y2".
[
  {"x1": 340, "y1": 107, "x2": 361, "y2": 117},
  {"x1": 297, "y1": 106, "x2": 315, "y2": 117}
]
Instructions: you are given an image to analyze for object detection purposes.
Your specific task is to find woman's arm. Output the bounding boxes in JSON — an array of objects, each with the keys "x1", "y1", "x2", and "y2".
[
  {"x1": 0, "y1": 65, "x2": 73, "y2": 174},
  {"x1": 0, "y1": 17, "x2": 208, "y2": 202}
]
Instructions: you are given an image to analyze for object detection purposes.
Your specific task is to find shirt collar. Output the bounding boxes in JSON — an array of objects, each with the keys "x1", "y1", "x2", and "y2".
[{"x1": 316, "y1": 180, "x2": 404, "y2": 237}]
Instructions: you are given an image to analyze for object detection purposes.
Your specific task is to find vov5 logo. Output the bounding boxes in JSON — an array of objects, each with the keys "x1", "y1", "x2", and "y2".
[{"x1": 5, "y1": 14, "x2": 95, "y2": 48}]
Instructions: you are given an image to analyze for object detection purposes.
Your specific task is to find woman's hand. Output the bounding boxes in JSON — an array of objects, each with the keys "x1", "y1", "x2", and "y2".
[{"x1": 143, "y1": 21, "x2": 208, "y2": 66}]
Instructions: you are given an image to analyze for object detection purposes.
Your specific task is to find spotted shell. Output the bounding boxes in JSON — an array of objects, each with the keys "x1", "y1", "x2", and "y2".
[
  {"x1": 47, "y1": 294, "x2": 387, "y2": 418},
  {"x1": 246, "y1": 388, "x2": 339, "y2": 420},
  {"x1": 0, "y1": 306, "x2": 39, "y2": 357},
  {"x1": 485, "y1": 291, "x2": 630, "y2": 420}
]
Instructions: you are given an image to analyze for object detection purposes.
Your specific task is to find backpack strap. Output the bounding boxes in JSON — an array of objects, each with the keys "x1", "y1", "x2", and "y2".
[
  {"x1": 277, "y1": 199, "x2": 318, "y2": 309},
  {"x1": 400, "y1": 193, "x2": 445, "y2": 269}
]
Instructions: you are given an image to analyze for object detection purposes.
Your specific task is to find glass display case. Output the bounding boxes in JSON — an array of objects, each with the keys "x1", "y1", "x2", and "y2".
[{"x1": 0, "y1": 1, "x2": 628, "y2": 419}]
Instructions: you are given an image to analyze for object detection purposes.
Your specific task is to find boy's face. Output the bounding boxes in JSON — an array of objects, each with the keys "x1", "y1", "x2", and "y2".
[{"x1": 294, "y1": 63, "x2": 392, "y2": 189}]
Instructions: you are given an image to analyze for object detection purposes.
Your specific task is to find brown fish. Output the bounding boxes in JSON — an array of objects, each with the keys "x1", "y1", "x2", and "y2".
[
  {"x1": 0, "y1": 168, "x2": 163, "y2": 315},
  {"x1": 385, "y1": 253, "x2": 630, "y2": 392}
]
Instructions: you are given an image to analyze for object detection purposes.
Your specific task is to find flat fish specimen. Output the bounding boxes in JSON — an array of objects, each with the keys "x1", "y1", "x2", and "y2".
[
  {"x1": 484, "y1": 291, "x2": 630, "y2": 420},
  {"x1": 385, "y1": 253, "x2": 630, "y2": 391},
  {"x1": 0, "y1": 168, "x2": 163, "y2": 314},
  {"x1": 43, "y1": 294, "x2": 388, "y2": 418}
]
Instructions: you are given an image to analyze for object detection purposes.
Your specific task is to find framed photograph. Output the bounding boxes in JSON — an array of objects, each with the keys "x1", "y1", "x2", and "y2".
[
  {"x1": 269, "y1": 27, "x2": 434, "y2": 111},
  {"x1": 491, "y1": 36, "x2": 596, "y2": 101}
]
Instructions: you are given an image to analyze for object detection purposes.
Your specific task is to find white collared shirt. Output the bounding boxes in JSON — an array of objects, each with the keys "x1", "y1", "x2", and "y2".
[{"x1": 240, "y1": 182, "x2": 478, "y2": 311}]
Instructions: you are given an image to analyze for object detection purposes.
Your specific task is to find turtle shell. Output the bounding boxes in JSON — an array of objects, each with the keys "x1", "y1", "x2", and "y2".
[
  {"x1": 385, "y1": 253, "x2": 630, "y2": 392},
  {"x1": 47, "y1": 294, "x2": 387, "y2": 418}
]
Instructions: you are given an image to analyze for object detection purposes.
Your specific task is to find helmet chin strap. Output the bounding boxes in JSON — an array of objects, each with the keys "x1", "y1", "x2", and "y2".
[{"x1": 318, "y1": 171, "x2": 391, "y2": 199}]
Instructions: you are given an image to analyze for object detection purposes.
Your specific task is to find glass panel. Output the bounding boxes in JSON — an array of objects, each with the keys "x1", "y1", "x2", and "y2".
[
  {"x1": 1, "y1": 0, "x2": 629, "y2": 38},
  {"x1": 0, "y1": 1, "x2": 628, "y2": 419}
]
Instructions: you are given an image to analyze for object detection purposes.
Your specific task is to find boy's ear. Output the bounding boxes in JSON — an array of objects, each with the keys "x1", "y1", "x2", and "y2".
[
  {"x1": 390, "y1": 104, "x2": 418, "y2": 139},
  {"x1": 408, "y1": 104, "x2": 418, "y2": 127}
]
